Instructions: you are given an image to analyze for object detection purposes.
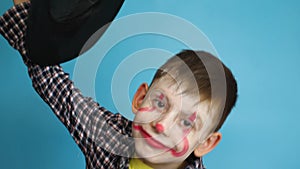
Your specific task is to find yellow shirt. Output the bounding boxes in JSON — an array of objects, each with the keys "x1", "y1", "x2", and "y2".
[{"x1": 129, "y1": 158, "x2": 153, "y2": 169}]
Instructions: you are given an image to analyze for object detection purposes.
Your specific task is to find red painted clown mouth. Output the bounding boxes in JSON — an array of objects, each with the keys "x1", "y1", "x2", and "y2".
[{"x1": 133, "y1": 124, "x2": 189, "y2": 157}]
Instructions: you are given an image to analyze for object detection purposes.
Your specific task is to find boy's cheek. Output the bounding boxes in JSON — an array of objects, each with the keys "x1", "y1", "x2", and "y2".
[
  {"x1": 134, "y1": 112, "x2": 161, "y2": 124},
  {"x1": 134, "y1": 104, "x2": 161, "y2": 123}
]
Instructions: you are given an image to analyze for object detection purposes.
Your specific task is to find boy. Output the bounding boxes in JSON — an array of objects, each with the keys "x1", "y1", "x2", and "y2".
[{"x1": 0, "y1": 1, "x2": 237, "y2": 169}]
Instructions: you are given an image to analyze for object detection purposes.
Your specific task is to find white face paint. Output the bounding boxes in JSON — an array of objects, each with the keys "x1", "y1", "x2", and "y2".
[{"x1": 132, "y1": 80, "x2": 210, "y2": 168}]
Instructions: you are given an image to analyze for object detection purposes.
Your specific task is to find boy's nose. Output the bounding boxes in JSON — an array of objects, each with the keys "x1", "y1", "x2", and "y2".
[
  {"x1": 155, "y1": 123, "x2": 165, "y2": 133},
  {"x1": 151, "y1": 110, "x2": 178, "y2": 135}
]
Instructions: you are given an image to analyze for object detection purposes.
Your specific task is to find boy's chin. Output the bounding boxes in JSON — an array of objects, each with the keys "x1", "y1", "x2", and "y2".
[
  {"x1": 134, "y1": 144, "x2": 185, "y2": 165},
  {"x1": 136, "y1": 151, "x2": 170, "y2": 164}
]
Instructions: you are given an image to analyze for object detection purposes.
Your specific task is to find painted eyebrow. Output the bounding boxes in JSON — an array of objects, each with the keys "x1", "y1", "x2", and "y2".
[
  {"x1": 188, "y1": 112, "x2": 197, "y2": 122},
  {"x1": 153, "y1": 90, "x2": 168, "y2": 102},
  {"x1": 158, "y1": 93, "x2": 165, "y2": 100}
]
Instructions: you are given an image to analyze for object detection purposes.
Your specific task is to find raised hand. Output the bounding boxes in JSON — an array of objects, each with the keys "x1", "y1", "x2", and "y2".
[{"x1": 13, "y1": 0, "x2": 29, "y2": 5}]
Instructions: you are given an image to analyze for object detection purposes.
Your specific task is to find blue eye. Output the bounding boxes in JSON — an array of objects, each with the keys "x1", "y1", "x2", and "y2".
[
  {"x1": 181, "y1": 119, "x2": 193, "y2": 128},
  {"x1": 154, "y1": 99, "x2": 165, "y2": 109}
]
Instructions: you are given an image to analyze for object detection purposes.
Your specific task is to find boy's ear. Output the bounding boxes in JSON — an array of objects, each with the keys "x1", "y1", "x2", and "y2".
[
  {"x1": 132, "y1": 83, "x2": 149, "y2": 114},
  {"x1": 194, "y1": 132, "x2": 222, "y2": 157}
]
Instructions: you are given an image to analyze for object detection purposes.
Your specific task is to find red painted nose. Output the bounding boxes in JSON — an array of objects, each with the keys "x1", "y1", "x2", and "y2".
[{"x1": 155, "y1": 123, "x2": 164, "y2": 133}]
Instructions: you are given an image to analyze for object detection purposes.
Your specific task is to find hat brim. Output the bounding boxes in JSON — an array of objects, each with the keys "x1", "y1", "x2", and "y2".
[{"x1": 25, "y1": 0, "x2": 124, "y2": 66}]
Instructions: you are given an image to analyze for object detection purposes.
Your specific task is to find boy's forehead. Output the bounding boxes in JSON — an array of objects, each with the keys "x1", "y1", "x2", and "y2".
[
  {"x1": 150, "y1": 79, "x2": 209, "y2": 115},
  {"x1": 151, "y1": 76, "x2": 188, "y2": 96}
]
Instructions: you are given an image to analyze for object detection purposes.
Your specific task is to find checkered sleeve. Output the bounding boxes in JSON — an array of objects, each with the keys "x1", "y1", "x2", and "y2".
[
  {"x1": 0, "y1": 2, "x2": 134, "y2": 164},
  {"x1": 26, "y1": 63, "x2": 134, "y2": 161},
  {"x1": 0, "y1": 2, "x2": 28, "y2": 55}
]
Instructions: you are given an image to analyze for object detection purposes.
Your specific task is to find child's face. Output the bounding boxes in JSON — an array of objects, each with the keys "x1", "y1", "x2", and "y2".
[{"x1": 132, "y1": 79, "x2": 210, "y2": 165}]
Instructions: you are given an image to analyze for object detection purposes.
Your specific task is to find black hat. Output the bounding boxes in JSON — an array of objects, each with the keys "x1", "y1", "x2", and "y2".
[{"x1": 25, "y1": 0, "x2": 124, "y2": 66}]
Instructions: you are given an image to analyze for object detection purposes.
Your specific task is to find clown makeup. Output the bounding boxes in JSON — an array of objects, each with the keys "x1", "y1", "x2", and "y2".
[
  {"x1": 132, "y1": 81, "x2": 210, "y2": 167},
  {"x1": 138, "y1": 90, "x2": 168, "y2": 113},
  {"x1": 135, "y1": 90, "x2": 169, "y2": 123}
]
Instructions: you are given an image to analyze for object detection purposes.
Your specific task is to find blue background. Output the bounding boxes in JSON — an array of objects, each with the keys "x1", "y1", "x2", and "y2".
[{"x1": 1, "y1": 0, "x2": 300, "y2": 168}]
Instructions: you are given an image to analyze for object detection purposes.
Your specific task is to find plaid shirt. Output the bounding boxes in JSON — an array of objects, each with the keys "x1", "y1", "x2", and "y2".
[{"x1": 0, "y1": 2, "x2": 205, "y2": 169}]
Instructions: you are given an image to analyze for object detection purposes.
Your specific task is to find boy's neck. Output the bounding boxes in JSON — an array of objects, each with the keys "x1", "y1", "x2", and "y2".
[{"x1": 141, "y1": 158, "x2": 187, "y2": 169}]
